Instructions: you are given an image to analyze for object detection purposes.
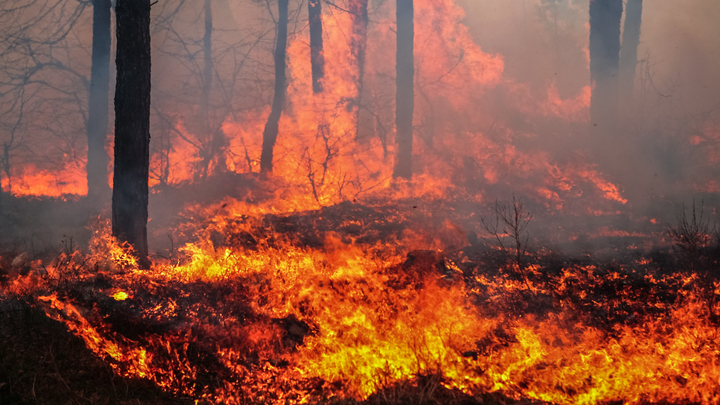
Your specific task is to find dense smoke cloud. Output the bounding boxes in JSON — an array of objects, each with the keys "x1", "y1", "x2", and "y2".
[
  {"x1": 459, "y1": 0, "x2": 720, "y2": 110},
  {"x1": 458, "y1": 0, "x2": 720, "y2": 211}
]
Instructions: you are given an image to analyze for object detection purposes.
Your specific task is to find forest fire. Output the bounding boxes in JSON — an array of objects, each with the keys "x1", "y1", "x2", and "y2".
[
  {"x1": 1, "y1": 163, "x2": 87, "y2": 199},
  {"x1": 6, "y1": 202, "x2": 720, "y2": 404},
  {"x1": 1, "y1": 0, "x2": 720, "y2": 404}
]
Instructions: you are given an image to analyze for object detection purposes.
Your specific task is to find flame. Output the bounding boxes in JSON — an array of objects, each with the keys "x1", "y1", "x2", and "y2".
[
  {"x1": 577, "y1": 169, "x2": 627, "y2": 204},
  {"x1": 4, "y1": 0, "x2": 635, "y2": 218},
  {"x1": 112, "y1": 290, "x2": 129, "y2": 301},
  {"x1": 149, "y1": 119, "x2": 203, "y2": 187},
  {"x1": 4, "y1": 0, "x2": 718, "y2": 402},
  {"x1": 6, "y1": 216, "x2": 720, "y2": 404},
  {"x1": 542, "y1": 82, "x2": 592, "y2": 122},
  {"x1": 1, "y1": 163, "x2": 86, "y2": 198}
]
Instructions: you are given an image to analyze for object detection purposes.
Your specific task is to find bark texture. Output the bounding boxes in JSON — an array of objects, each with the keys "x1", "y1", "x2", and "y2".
[
  {"x1": 86, "y1": 0, "x2": 112, "y2": 200},
  {"x1": 308, "y1": 0, "x2": 325, "y2": 94},
  {"x1": 589, "y1": 0, "x2": 623, "y2": 127},
  {"x1": 349, "y1": 0, "x2": 369, "y2": 140},
  {"x1": 260, "y1": 0, "x2": 289, "y2": 174},
  {"x1": 112, "y1": 0, "x2": 151, "y2": 268},
  {"x1": 619, "y1": 0, "x2": 643, "y2": 98},
  {"x1": 394, "y1": 0, "x2": 414, "y2": 179}
]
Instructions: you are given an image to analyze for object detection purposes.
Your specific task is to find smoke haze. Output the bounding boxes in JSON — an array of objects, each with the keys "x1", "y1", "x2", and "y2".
[{"x1": 1, "y1": 0, "x2": 720, "y2": 253}]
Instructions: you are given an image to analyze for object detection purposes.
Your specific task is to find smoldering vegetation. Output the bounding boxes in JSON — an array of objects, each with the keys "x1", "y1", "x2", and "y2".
[{"x1": 1, "y1": 0, "x2": 720, "y2": 403}]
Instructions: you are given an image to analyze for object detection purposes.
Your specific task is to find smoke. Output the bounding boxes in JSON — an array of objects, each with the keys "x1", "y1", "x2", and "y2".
[
  {"x1": 458, "y1": 0, "x2": 720, "y2": 209},
  {"x1": 459, "y1": 0, "x2": 720, "y2": 110}
]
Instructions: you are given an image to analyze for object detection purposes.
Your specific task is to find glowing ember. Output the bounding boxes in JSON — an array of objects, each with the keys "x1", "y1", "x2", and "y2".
[{"x1": 112, "y1": 290, "x2": 129, "y2": 301}]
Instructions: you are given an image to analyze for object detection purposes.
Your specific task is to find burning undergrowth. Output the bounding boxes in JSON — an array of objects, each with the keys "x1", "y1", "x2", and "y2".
[
  {"x1": 3, "y1": 194, "x2": 720, "y2": 405},
  {"x1": 1, "y1": 0, "x2": 719, "y2": 402}
]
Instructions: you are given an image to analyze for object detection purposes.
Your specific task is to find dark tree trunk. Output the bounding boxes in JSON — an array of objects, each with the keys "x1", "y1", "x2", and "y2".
[
  {"x1": 308, "y1": 0, "x2": 324, "y2": 94},
  {"x1": 199, "y1": 0, "x2": 226, "y2": 178},
  {"x1": 2, "y1": 143, "x2": 11, "y2": 194},
  {"x1": 0, "y1": 188, "x2": 3, "y2": 219},
  {"x1": 394, "y1": 0, "x2": 414, "y2": 179},
  {"x1": 86, "y1": 0, "x2": 112, "y2": 200},
  {"x1": 619, "y1": 0, "x2": 643, "y2": 99},
  {"x1": 589, "y1": 0, "x2": 623, "y2": 128},
  {"x1": 349, "y1": 0, "x2": 369, "y2": 140},
  {"x1": 112, "y1": 0, "x2": 151, "y2": 268},
  {"x1": 202, "y1": 0, "x2": 213, "y2": 116},
  {"x1": 260, "y1": 0, "x2": 288, "y2": 174}
]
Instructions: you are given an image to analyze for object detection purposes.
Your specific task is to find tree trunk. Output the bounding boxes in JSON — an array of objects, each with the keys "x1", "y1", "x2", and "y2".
[
  {"x1": 202, "y1": 0, "x2": 213, "y2": 118},
  {"x1": 2, "y1": 143, "x2": 11, "y2": 194},
  {"x1": 589, "y1": 0, "x2": 623, "y2": 128},
  {"x1": 199, "y1": 0, "x2": 226, "y2": 178},
  {"x1": 619, "y1": 0, "x2": 642, "y2": 100},
  {"x1": 260, "y1": 0, "x2": 288, "y2": 174},
  {"x1": 349, "y1": 0, "x2": 369, "y2": 140},
  {"x1": 112, "y1": 0, "x2": 151, "y2": 268},
  {"x1": 394, "y1": 0, "x2": 414, "y2": 179},
  {"x1": 308, "y1": 0, "x2": 324, "y2": 94},
  {"x1": 86, "y1": 0, "x2": 112, "y2": 200}
]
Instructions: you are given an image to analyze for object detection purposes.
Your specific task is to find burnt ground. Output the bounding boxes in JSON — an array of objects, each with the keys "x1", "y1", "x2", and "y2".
[
  {"x1": 0, "y1": 303, "x2": 548, "y2": 405},
  {"x1": 0, "y1": 299, "x2": 191, "y2": 405},
  {"x1": 0, "y1": 304, "x2": 539, "y2": 405}
]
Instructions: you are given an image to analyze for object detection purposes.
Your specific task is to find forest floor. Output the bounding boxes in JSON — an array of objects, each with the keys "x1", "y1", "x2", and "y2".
[
  {"x1": 0, "y1": 300, "x2": 191, "y2": 405},
  {"x1": 0, "y1": 302, "x2": 541, "y2": 405},
  {"x1": 1, "y1": 175, "x2": 718, "y2": 404}
]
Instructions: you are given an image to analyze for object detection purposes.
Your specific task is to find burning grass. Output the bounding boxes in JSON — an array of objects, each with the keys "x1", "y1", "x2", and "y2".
[
  {"x1": 0, "y1": 299, "x2": 188, "y2": 405},
  {"x1": 2, "y1": 194, "x2": 720, "y2": 405}
]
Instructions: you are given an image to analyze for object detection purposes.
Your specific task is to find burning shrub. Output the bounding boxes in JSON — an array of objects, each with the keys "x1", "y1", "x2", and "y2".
[{"x1": 668, "y1": 201, "x2": 720, "y2": 275}]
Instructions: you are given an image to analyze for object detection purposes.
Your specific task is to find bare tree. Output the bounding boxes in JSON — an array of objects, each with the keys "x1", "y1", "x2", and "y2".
[
  {"x1": 112, "y1": 0, "x2": 152, "y2": 268},
  {"x1": 349, "y1": 0, "x2": 369, "y2": 140},
  {"x1": 86, "y1": 0, "x2": 112, "y2": 201},
  {"x1": 0, "y1": 0, "x2": 92, "y2": 197},
  {"x1": 394, "y1": 0, "x2": 414, "y2": 179},
  {"x1": 260, "y1": 0, "x2": 289, "y2": 174},
  {"x1": 668, "y1": 201, "x2": 718, "y2": 274},
  {"x1": 589, "y1": 0, "x2": 623, "y2": 128},
  {"x1": 308, "y1": 0, "x2": 324, "y2": 94},
  {"x1": 619, "y1": 0, "x2": 643, "y2": 101},
  {"x1": 197, "y1": 0, "x2": 229, "y2": 178},
  {"x1": 481, "y1": 196, "x2": 535, "y2": 293},
  {"x1": 149, "y1": 0, "x2": 257, "y2": 181},
  {"x1": 202, "y1": 0, "x2": 213, "y2": 116}
]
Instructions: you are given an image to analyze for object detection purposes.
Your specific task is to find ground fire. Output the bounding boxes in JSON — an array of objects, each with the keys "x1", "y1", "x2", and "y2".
[{"x1": 1, "y1": 0, "x2": 720, "y2": 404}]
